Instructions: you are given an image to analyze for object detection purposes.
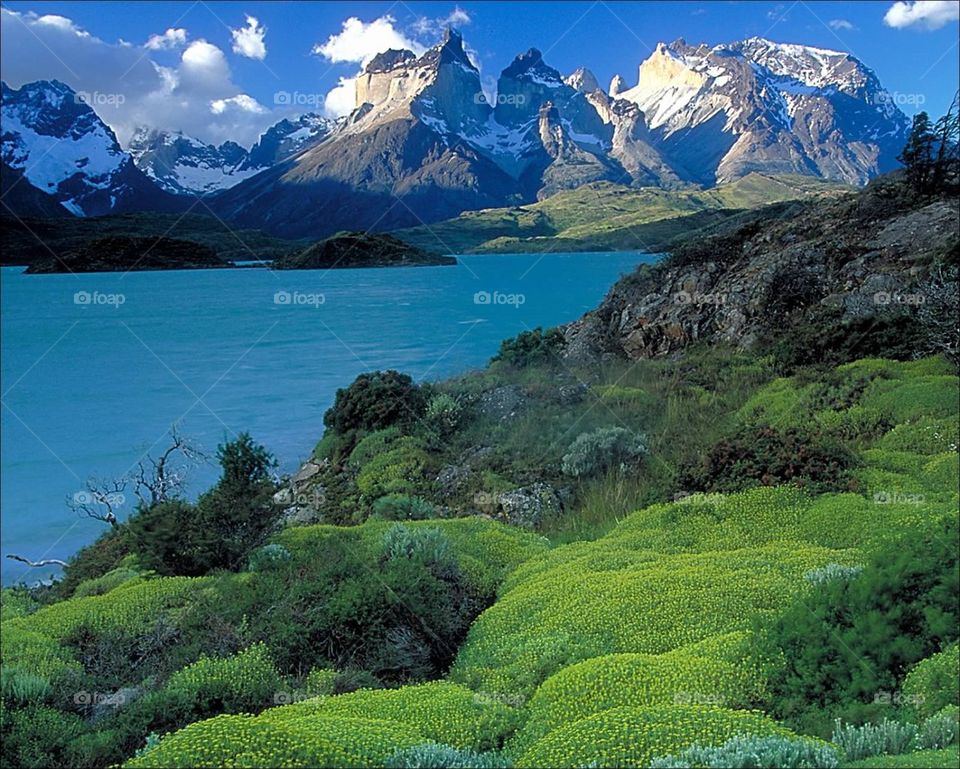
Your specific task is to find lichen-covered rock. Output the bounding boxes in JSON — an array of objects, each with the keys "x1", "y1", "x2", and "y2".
[{"x1": 496, "y1": 483, "x2": 563, "y2": 528}]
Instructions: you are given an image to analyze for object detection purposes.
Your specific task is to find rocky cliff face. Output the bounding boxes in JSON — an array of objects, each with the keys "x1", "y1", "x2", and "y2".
[
  {"x1": 561, "y1": 177, "x2": 959, "y2": 363},
  {"x1": 616, "y1": 37, "x2": 908, "y2": 186}
]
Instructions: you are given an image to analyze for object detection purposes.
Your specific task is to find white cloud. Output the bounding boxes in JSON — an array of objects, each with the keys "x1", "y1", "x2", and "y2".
[
  {"x1": 828, "y1": 18, "x2": 856, "y2": 30},
  {"x1": 413, "y1": 6, "x2": 472, "y2": 36},
  {"x1": 324, "y1": 76, "x2": 358, "y2": 117},
  {"x1": 884, "y1": 0, "x2": 960, "y2": 29},
  {"x1": 231, "y1": 15, "x2": 267, "y2": 60},
  {"x1": 210, "y1": 93, "x2": 266, "y2": 114},
  {"x1": 0, "y1": 9, "x2": 278, "y2": 147},
  {"x1": 145, "y1": 28, "x2": 187, "y2": 50},
  {"x1": 313, "y1": 15, "x2": 425, "y2": 65}
]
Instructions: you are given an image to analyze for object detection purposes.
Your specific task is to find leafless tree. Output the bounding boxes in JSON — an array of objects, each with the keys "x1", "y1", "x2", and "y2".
[
  {"x1": 67, "y1": 477, "x2": 128, "y2": 528},
  {"x1": 5, "y1": 554, "x2": 68, "y2": 567},
  {"x1": 67, "y1": 425, "x2": 207, "y2": 528},
  {"x1": 130, "y1": 425, "x2": 206, "y2": 507}
]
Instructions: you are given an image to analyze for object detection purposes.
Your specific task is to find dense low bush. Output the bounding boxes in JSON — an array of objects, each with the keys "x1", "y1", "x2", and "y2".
[
  {"x1": 491, "y1": 327, "x2": 564, "y2": 368},
  {"x1": 680, "y1": 425, "x2": 856, "y2": 494},
  {"x1": 561, "y1": 426, "x2": 648, "y2": 478},
  {"x1": 762, "y1": 514, "x2": 960, "y2": 735},
  {"x1": 386, "y1": 744, "x2": 513, "y2": 768},
  {"x1": 902, "y1": 644, "x2": 960, "y2": 721},
  {"x1": 324, "y1": 371, "x2": 426, "y2": 447},
  {"x1": 831, "y1": 718, "x2": 918, "y2": 761}
]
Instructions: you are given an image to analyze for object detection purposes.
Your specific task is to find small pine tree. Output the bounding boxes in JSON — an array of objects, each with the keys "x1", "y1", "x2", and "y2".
[{"x1": 899, "y1": 111, "x2": 936, "y2": 193}]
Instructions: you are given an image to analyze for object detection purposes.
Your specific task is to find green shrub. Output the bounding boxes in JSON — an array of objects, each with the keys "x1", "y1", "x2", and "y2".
[
  {"x1": 492, "y1": 327, "x2": 564, "y2": 368},
  {"x1": 2, "y1": 705, "x2": 86, "y2": 769},
  {"x1": 304, "y1": 667, "x2": 338, "y2": 697},
  {"x1": 649, "y1": 734, "x2": 841, "y2": 768},
  {"x1": 762, "y1": 514, "x2": 959, "y2": 735},
  {"x1": 372, "y1": 494, "x2": 437, "y2": 521},
  {"x1": 680, "y1": 425, "x2": 856, "y2": 494},
  {"x1": 831, "y1": 718, "x2": 918, "y2": 761},
  {"x1": 561, "y1": 426, "x2": 647, "y2": 478},
  {"x1": 162, "y1": 642, "x2": 283, "y2": 719},
  {"x1": 424, "y1": 393, "x2": 464, "y2": 436},
  {"x1": 356, "y1": 439, "x2": 431, "y2": 498},
  {"x1": 903, "y1": 645, "x2": 960, "y2": 720},
  {"x1": 73, "y1": 566, "x2": 141, "y2": 598},
  {"x1": 386, "y1": 744, "x2": 513, "y2": 768},
  {"x1": 324, "y1": 370, "x2": 426, "y2": 441},
  {"x1": 349, "y1": 427, "x2": 404, "y2": 469}
]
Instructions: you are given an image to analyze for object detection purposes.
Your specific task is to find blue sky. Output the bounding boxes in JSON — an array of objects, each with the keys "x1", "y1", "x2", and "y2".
[{"x1": 2, "y1": 1, "x2": 957, "y2": 146}]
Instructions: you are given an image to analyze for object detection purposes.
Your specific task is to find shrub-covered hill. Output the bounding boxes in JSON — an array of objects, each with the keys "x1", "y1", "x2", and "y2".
[
  {"x1": 393, "y1": 173, "x2": 849, "y2": 255},
  {"x1": 4, "y1": 350, "x2": 955, "y2": 768}
]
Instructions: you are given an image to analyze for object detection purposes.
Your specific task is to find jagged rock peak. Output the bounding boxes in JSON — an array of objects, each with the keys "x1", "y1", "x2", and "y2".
[
  {"x1": 420, "y1": 26, "x2": 476, "y2": 70},
  {"x1": 564, "y1": 67, "x2": 601, "y2": 94},
  {"x1": 364, "y1": 49, "x2": 416, "y2": 73},
  {"x1": 502, "y1": 48, "x2": 560, "y2": 81},
  {"x1": 609, "y1": 74, "x2": 627, "y2": 97}
]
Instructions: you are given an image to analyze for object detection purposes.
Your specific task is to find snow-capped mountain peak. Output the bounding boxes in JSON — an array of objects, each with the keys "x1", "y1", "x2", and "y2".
[{"x1": 1, "y1": 79, "x2": 176, "y2": 216}]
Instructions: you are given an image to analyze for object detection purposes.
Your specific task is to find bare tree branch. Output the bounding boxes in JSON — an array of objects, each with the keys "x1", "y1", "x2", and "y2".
[{"x1": 6, "y1": 553, "x2": 69, "y2": 568}]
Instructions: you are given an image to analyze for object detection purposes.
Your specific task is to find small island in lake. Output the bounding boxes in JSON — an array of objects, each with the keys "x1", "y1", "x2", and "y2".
[
  {"x1": 25, "y1": 235, "x2": 231, "y2": 273},
  {"x1": 272, "y1": 232, "x2": 456, "y2": 269}
]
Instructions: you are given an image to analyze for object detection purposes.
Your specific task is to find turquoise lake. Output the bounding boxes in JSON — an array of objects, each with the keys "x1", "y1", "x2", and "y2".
[{"x1": 0, "y1": 252, "x2": 656, "y2": 583}]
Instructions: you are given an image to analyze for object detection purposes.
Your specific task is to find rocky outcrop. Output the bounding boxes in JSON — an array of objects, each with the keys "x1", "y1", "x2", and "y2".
[
  {"x1": 273, "y1": 232, "x2": 455, "y2": 269},
  {"x1": 561, "y1": 177, "x2": 959, "y2": 362}
]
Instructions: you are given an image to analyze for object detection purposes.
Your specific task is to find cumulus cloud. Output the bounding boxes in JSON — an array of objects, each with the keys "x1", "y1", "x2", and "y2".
[
  {"x1": 210, "y1": 93, "x2": 266, "y2": 114},
  {"x1": 313, "y1": 15, "x2": 425, "y2": 65},
  {"x1": 413, "y1": 6, "x2": 473, "y2": 36},
  {"x1": 0, "y1": 8, "x2": 277, "y2": 146},
  {"x1": 828, "y1": 18, "x2": 856, "y2": 30},
  {"x1": 231, "y1": 15, "x2": 267, "y2": 60},
  {"x1": 884, "y1": 0, "x2": 960, "y2": 29},
  {"x1": 145, "y1": 28, "x2": 187, "y2": 50},
  {"x1": 324, "y1": 76, "x2": 358, "y2": 117}
]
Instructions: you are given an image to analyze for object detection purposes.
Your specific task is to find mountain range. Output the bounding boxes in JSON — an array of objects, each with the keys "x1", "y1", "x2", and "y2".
[{"x1": 1, "y1": 30, "x2": 910, "y2": 238}]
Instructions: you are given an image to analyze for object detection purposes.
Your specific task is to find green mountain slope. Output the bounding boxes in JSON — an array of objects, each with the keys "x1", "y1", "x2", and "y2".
[{"x1": 394, "y1": 173, "x2": 851, "y2": 254}]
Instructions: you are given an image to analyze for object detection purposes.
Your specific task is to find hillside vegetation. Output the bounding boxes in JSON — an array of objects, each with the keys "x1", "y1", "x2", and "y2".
[{"x1": 394, "y1": 173, "x2": 850, "y2": 254}]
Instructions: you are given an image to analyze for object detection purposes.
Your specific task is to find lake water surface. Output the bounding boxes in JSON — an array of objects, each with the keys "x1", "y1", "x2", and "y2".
[{"x1": 1, "y1": 252, "x2": 656, "y2": 582}]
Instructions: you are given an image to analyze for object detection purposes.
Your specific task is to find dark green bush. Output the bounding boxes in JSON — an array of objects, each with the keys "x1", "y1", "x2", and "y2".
[
  {"x1": 372, "y1": 494, "x2": 437, "y2": 521},
  {"x1": 324, "y1": 371, "x2": 426, "y2": 443},
  {"x1": 761, "y1": 514, "x2": 960, "y2": 736},
  {"x1": 492, "y1": 327, "x2": 564, "y2": 368},
  {"x1": 680, "y1": 425, "x2": 857, "y2": 494}
]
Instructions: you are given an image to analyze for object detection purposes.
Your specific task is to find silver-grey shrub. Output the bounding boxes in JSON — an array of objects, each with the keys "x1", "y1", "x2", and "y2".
[
  {"x1": 648, "y1": 734, "x2": 841, "y2": 768},
  {"x1": 831, "y1": 718, "x2": 918, "y2": 761},
  {"x1": 561, "y1": 426, "x2": 647, "y2": 478}
]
